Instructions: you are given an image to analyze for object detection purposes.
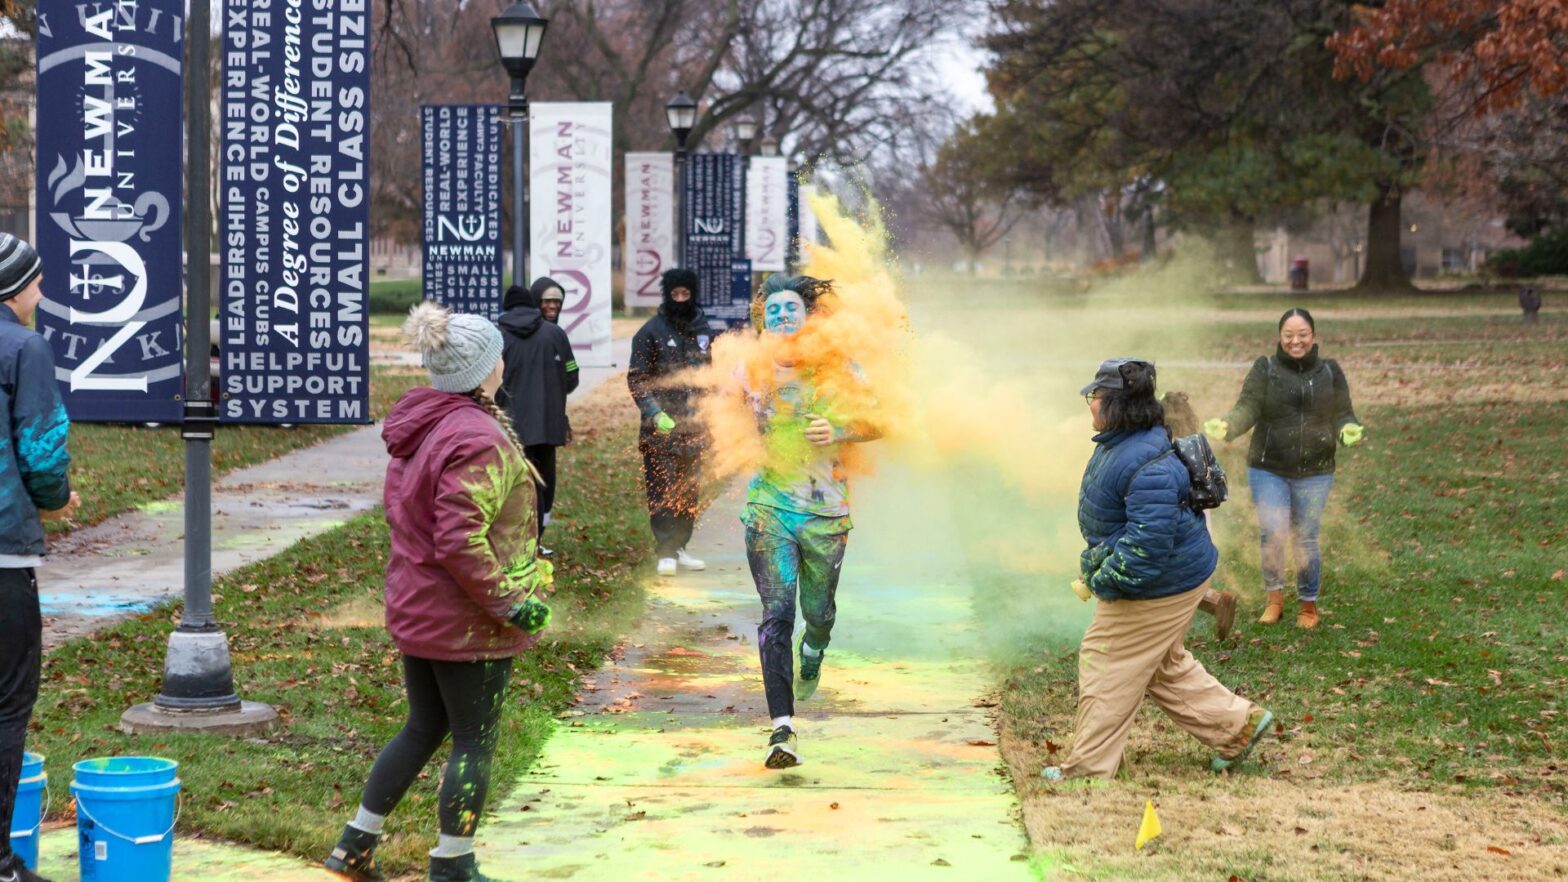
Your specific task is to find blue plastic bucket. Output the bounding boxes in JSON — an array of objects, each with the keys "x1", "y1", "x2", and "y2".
[
  {"x1": 10, "y1": 752, "x2": 46, "y2": 869},
  {"x1": 71, "y1": 757, "x2": 180, "y2": 882}
]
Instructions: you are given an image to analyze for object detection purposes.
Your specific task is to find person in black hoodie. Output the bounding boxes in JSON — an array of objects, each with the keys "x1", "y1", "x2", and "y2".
[
  {"x1": 627, "y1": 268, "x2": 712, "y2": 576},
  {"x1": 1206, "y1": 308, "x2": 1364, "y2": 630},
  {"x1": 496, "y1": 278, "x2": 579, "y2": 556}
]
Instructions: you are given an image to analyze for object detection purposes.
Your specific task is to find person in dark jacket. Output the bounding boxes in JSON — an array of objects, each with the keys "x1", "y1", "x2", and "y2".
[
  {"x1": 627, "y1": 268, "x2": 712, "y2": 576},
  {"x1": 326, "y1": 303, "x2": 551, "y2": 882},
  {"x1": 1205, "y1": 308, "x2": 1363, "y2": 629},
  {"x1": 0, "y1": 234, "x2": 76, "y2": 882},
  {"x1": 1042, "y1": 358, "x2": 1272, "y2": 782},
  {"x1": 496, "y1": 278, "x2": 580, "y2": 556}
]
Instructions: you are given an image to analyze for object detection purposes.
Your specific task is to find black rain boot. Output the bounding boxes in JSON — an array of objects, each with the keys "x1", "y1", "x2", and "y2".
[
  {"x1": 429, "y1": 852, "x2": 498, "y2": 882},
  {"x1": 324, "y1": 824, "x2": 387, "y2": 882}
]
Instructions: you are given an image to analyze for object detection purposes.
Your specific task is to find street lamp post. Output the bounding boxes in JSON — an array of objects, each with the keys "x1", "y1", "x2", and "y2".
[
  {"x1": 666, "y1": 91, "x2": 697, "y2": 266},
  {"x1": 123, "y1": 0, "x2": 277, "y2": 735},
  {"x1": 732, "y1": 115, "x2": 757, "y2": 269},
  {"x1": 760, "y1": 136, "x2": 780, "y2": 157},
  {"x1": 491, "y1": 2, "x2": 549, "y2": 290}
]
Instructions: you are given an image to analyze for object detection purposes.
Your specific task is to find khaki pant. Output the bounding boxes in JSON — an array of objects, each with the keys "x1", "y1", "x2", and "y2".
[{"x1": 1062, "y1": 584, "x2": 1258, "y2": 780}]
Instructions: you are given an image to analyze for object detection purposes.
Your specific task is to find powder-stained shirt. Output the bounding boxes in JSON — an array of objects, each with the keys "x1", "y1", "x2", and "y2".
[
  {"x1": 744, "y1": 363, "x2": 857, "y2": 518},
  {"x1": 0, "y1": 305, "x2": 72, "y2": 560}
]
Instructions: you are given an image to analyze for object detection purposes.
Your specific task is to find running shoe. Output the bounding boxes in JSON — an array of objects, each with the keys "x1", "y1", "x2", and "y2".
[
  {"x1": 764, "y1": 725, "x2": 801, "y2": 769},
  {"x1": 1212, "y1": 708, "x2": 1274, "y2": 773},
  {"x1": 794, "y1": 632, "x2": 823, "y2": 701}
]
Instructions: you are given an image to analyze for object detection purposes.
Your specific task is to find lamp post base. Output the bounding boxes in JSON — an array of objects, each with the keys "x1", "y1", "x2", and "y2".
[
  {"x1": 121, "y1": 628, "x2": 279, "y2": 736},
  {"x1": 120, "y1": 700, "x2": 280, "y2": 737}
]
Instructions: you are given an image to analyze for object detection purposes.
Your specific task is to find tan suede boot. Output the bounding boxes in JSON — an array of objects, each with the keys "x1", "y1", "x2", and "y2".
[
  {"x1": 1297, "y1": 600, "x2": 1320, "y2": 629},
  {"x1": 1258, "y1": 591, "x2": 1284, "y2": 624}
]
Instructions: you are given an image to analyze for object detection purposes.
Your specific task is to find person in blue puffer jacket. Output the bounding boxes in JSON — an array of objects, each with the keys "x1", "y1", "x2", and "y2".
[
  {"x1": 0, "y1": 233, "x2": 77, "y2": 882},
  {"x1": 1042, "y1": 358, "x2": 1272, "y2": 782}
]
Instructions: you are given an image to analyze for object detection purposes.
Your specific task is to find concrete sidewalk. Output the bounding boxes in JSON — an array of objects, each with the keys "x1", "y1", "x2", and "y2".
[
  {"x1": 475, "y1": 468, "x2": 1033, "y2": 880},
  {"x1": 40, "y1": 335, "x2": 633, "y2": 648}
]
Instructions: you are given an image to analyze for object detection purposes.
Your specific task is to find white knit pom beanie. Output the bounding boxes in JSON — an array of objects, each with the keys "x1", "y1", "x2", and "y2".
[{"x1": 403, "y1": 301, "x2": 504, "y2": 393}]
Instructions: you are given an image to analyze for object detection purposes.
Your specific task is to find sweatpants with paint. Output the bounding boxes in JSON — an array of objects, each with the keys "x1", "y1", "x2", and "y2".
[
  {"x1": 1062, "y1": 583, "x2": 1260, "y2": 780},
  {"x1": 744, "y1": 503, "x2": 851, "y2": 719}
]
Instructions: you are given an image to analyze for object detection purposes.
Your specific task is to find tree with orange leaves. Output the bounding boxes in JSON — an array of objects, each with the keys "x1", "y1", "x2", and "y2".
[{"x1": 1328, "y1": 0, "x2": 1568, "y2": 114}]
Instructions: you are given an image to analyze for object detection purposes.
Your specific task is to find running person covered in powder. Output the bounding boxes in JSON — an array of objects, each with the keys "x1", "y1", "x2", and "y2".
[{"x1": 737, "y1": 275, "x2": 882, "y2": 769}]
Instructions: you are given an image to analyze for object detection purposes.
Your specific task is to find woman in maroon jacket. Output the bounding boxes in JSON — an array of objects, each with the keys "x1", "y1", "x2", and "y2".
[{"x1": 326, "y1": 303, "x2": 552, "y2": 882}]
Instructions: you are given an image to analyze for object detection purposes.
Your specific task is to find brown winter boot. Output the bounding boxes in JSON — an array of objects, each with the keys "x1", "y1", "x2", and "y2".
[
  {"x1": 1198, "y1": 589, "x2": 1238, "y2": 640},
  {"x1": 1296, "y1": 600, "x2": 1320, "y2": 630},
  {"x1": 1258, "y1": 591, "x2": 1285, "y2": 625}
]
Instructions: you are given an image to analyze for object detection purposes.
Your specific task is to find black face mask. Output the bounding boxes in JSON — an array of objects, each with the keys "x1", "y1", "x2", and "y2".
[{"x1": 663, "y1": 296, "x2": 698, "y2": 324}]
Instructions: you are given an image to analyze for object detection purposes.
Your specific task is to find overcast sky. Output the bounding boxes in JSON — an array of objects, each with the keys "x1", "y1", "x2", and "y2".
[{"x1": 936, "y1": 30, "x2": 995, "y2": 116}]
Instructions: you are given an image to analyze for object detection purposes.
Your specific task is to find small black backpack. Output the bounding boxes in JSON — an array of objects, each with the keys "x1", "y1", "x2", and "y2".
[{"x1": 1171, "y1": 432, "x2": 1228, "y2": 511}]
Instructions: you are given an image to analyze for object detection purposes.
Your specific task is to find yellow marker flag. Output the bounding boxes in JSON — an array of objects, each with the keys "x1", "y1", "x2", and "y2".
[{"x1": 1135, "y1": 800, "x2": 1162, "y2": 850}]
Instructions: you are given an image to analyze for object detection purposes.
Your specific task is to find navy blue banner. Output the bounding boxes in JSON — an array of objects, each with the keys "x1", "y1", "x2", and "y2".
[
  {"x1": 422, "y1": 105, "x2": 503, "y2": 320},
  {"x1": 220, "y1": 0, "x2": 371, "y2": 424},
  {"x1": 33, "y1": 0, "x2": 185, "y2": 423},
  {"x1": 730, "y1": 154, "x2": 747, "y2": 259},
  {"x1": 684, "y1": 153, "x2": 750, "y2": 328},
  {"x1": 786, "y1": 174, "x2": 800, "y2": 271}
]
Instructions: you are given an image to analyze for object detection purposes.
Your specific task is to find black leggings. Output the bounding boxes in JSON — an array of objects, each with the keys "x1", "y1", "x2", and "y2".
[
  {"x1": 359, "y1": 655, "x2": 512, "y2": 837},
  {"x1": 523, "y1": 444, "x2": 557, "y2": 531},
  {"x1": 0, "y1": 569, "x2": 42, "y2": 863}
]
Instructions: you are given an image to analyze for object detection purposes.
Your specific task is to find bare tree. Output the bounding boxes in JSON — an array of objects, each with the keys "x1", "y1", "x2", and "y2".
[
  {"x1": 367, "y1": 0, "x2": 974, "y2": 241},
  {"x1": 917, "y1": 123, "x2": 1028, "y2": 274}
]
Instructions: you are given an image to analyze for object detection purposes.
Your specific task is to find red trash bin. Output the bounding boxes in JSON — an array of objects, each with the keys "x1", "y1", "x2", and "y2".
[{"x1": 1289, "y1": 257, "x2": 1309, "y2": 291}]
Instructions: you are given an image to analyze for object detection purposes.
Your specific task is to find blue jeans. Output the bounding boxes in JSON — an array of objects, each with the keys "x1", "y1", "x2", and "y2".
[{"x1": 1248, "y1": 468, "x2": 1334, "y2": 602}]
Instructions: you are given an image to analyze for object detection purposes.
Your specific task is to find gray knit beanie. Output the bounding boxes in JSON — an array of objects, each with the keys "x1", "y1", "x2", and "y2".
[
  {"x1": 0, "y1": 233, "x2": 43, "y2": 302},
  {"x1": 403, "y1": 301, "x2": 504, "y2": 393}
]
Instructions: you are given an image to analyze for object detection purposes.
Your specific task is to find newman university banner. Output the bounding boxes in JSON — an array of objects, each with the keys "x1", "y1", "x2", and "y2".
[
  {"x1": 34, "y1": 0, "x2": 185, "y2": 423},
  {"x1": 220, "y1": 0, "x2": 371, "y2": 424},
  {"x1": 623, "y1": 152, "x2": 672, "y2": 310},
  {"x1": 682, "y1": 153, "x2": 749, "y2": 328},
  {"x1": 745, "y1": 156, "x2": 788, "y2": 273},
  {"x1": 529, "y1": 102, "x2": 614, "y2": 367},
  {"x1": 422, "y1": 105, "x2": 503, "y2": 320}
]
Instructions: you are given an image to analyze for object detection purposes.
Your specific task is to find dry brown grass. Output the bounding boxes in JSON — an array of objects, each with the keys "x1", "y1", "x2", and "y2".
[
  {"x1": 569, "y1": 367, "x2": 641, "y2": 436},
  {"x1": 1001, "y1": 707, "x2": 1568, "y2": 881}
]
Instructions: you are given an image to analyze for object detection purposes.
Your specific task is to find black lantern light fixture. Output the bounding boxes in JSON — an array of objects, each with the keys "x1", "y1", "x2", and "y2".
[
  {"x1": 666, "y1": 91, "x2": 698, "y2": 150},
  {"x1": 491, "y1": 1, "x2": 548, "y2": 82},
  {"x1": 490, "y1": 1, "x2": 549, "y2": 291},
  {"x1": 733, "y1": 114, "x2": 758, "y2": 147},
  {"x1": 667, "y1": 91, "x2": 699, "y2": 265}
]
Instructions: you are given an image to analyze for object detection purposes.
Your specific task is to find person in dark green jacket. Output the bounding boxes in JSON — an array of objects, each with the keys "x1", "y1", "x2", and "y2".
[{"x1": 1206, "y1": 308, "x2": 1364, "y2": 629}]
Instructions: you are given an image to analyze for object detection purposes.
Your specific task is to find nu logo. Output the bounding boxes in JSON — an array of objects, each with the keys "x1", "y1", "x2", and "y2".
[{"x1": 437, "y1": 215, "x2": 488, "y2": 242}]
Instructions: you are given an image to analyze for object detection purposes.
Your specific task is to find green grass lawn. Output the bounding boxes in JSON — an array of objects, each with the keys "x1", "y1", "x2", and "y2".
[
  {"x1": 999, "y1": 398, "x2": 1566, "y2": 791},
  {"x1": 961, "y1": 283, "x2": 1568, "y2": 879},
  {"x1": 30, "y1": 418, "x2": 651, "y2": 875},
  {"x1": 54, "y1": 368, "x2": 423, "y2": 533}
]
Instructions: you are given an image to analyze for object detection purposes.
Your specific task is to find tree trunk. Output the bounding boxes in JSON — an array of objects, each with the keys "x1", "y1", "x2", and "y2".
[
  {"x1": 1354, "y1": 184, "x2": 1417, "y2": 294},
  {"x1": 1139, "y1": 211, "x2": 1158, "y2": 261},
  {"x1": 1215, "y1": 218, "x2": 1263, "y2": 285}
]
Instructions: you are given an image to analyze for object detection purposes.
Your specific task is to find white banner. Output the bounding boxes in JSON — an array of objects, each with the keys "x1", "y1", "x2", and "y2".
[
  {"x1": 529, "y1": 102, "x2": 614, "y2": 367},
  {"x1": 745, "y1": 157, "x2": 789, "y2": 272},
  {"x1": 623, "y1": 152, "x2": 673, "y2": 310},
  {"x1": 799, "y1": 184, "x2": 820, "y2": 262}
]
